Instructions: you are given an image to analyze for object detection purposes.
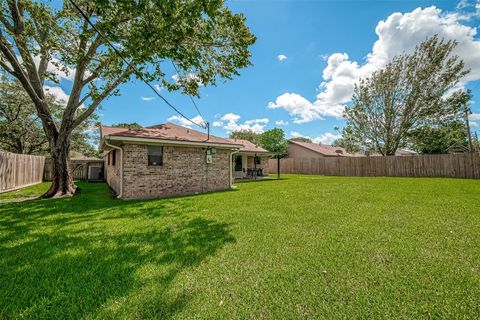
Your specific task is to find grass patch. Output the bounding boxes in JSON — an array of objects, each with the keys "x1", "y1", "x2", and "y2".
[
  {"x1": 0, "y1": 182, "x2": 50, "y2": 204},
  {"x1": 1, "y1": 175, "x2": 480, "y2": 319}
]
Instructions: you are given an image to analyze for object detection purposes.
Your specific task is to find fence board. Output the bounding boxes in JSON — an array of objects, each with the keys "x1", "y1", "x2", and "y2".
[
  {"x1": 268, "y1": 154, "x2": 480, "y2": 179},
  {"x1": 0, "y1": 150, "x2": 45, "y2": 193}
]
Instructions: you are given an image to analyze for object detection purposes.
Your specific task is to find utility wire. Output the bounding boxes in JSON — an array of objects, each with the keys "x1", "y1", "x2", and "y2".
[
  {"x1": 68, "y1": 0, "x2": 207, "y2": 129},
  {"x1": 170, "y1": 61, "x2": 207, "y2": 125}
]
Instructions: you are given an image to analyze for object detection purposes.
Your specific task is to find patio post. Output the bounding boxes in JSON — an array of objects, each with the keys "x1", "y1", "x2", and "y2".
[
  {"x1": 254, "y1": 153, "x2": 257, "y2": 180},
  {"x1": 277, "y1": 154, "x2": 280, "y2": 179}
]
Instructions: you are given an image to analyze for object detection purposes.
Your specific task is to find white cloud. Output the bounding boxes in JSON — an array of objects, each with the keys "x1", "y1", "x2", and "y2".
[
  {"x1": 141, "y1": 96, "x2": 155, "y2": 101},
  {"x1": 167, "y1": 115, "x2": 206, "y2": 128},
  {"x1": 277, "y1": 54, "x2": 287, "y2": 62},
  {"x1": 470, "y1": 121, "x2": 479, "y2": 127},
  {"x1": 269, "y1": 6, "x2": 480, "y2": 124},
  {"x1": 313, "y1": 132, "x2": 342, "y2": 145},
  {"x1": 44, "y1": 85, "x2": 69, "y2": 105},
  {"x1": 275, "y1": 120, "x2": 289, "y2": 126},
  {"x1": 214, "y1": 113, "x2": 269, "y2": 133},
  {"x1": 290, "y1": 131, "x2": 341, "y2": 145},
  {"x1": 319, "y1": 53, "x2": 330, "y2": 61},
  {"x1": 172, "y1": 72, "x2": 203, "y2": 86},
  {"x1": 457, "y1": 0, "x2": 471, "y2": 10},
  {"x1": 268, "y1": 92, "x2": 343, "y2": 123},
  {"x1": 469, "y1": 113, "x2": 480, "y2": 120}
]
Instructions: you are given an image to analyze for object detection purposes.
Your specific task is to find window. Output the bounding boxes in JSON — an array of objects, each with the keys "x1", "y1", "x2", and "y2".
[
  {"x1": 111, "y1": 150, "x2": 116, "y2": 166},
  {"x1": 255, "y1": 156, "x2": 261, "y2": 165},
  {"x1": 234, "y1": 155, "x2": 242, "y2": 171},
  {"x1": 107, "y1": 152, "x2": 110, "y2": 165},
  {"x1": 148, "y1": 146, "x2": 163, "y2": 166}
]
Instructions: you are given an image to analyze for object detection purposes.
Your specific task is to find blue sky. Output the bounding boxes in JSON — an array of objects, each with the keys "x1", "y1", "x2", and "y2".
[{"x1": 96, "y1": 0, "x2": 480, "y2": 143}]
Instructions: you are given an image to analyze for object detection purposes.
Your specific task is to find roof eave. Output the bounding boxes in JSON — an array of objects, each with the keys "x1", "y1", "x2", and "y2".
[{"x1": 104, "y1": 135, "x2": 242, "y2": 149}]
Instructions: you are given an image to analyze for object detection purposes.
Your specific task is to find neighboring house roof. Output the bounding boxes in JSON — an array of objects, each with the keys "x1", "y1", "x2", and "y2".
[
  {"x1": 447, "y1": 142, "x2": 470, "y2": 154},
  {"x1": 69, "y1": 151, "x2": 102, "y2": 161},
  {"x1": 225, "y1": 139, "x2": 270, "y2": 154},
  {"x1": 100, "y1": 123, "x2": 243, "y2": 148},
  {"x1": 288, "y1": 140, "x2": 350, "y2": 157}
]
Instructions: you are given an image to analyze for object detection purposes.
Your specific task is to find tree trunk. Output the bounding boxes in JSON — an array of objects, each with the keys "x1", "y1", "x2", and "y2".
[{"x1": 42, "y1": 137, "x2": 77, "y2": 198}]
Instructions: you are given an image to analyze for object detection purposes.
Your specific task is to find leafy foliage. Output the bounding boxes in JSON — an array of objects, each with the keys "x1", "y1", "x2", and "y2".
[
  {"x1": 112, "y1": 122, "x2": 142, "y2": 129},
  {"x1": 0, "y1": 73, "x2": 97, "y2": 156},
  {"x1": 343, "y1": 36, "x2": 469, "y2": 155},
  {"x1": 229, "y1": 129, "x2": 260, "y2": 144},
  {"x1": 258, "y1": 128, "x2": 288, "y2": 155},
  {"x1": 289, "y1": 137, "x2": 312, "y2": 143}
]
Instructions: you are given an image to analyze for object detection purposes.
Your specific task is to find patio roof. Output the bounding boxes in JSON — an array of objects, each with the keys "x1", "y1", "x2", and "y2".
[{"x1": 226, "y1": 139, "x2": 270, "y2": 154}]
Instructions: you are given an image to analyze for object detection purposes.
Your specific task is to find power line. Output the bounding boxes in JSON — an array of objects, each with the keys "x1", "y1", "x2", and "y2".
[
  {"x1": 67, "y1": 0, "x2": 207, "y2": 129},
  {"x1": 170, "y1": 61, "x2": 207, "y2": 124}
]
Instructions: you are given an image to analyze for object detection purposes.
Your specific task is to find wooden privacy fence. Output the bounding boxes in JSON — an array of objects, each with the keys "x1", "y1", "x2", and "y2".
[
  {"x1": 0, "y1": 150, "x2": 45, "y2": 193},
  {"x1": 268, "y1": 154, "x2": 480, "y2": 179}
]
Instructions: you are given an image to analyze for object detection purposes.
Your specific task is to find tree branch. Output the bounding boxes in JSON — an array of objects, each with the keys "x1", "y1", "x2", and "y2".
[{"x1": 72, "y1": 68, "x2": 133, "y2": 129}]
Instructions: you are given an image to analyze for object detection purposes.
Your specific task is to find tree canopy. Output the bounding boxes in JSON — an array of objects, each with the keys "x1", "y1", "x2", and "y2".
[
  {"x1": 112, "y1": 122, "x2": 142, "y2": 129},
  {"x1": 258, "y1": 128, "x2": 288, "y2": 155},
  {"x1": 229, "y1": 129, "x2": 260, "y2": 144},
  {"x1": 289, "y1": 137, "x2": 312, "y2": 143},
  {"x1": 342, "y1": 36, "x2": 469, "y2": 155}
]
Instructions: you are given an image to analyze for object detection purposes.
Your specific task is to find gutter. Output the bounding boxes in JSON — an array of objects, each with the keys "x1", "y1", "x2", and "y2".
[
  {"x1": 104, "y1": 138, "x2": 123, "y2": 199},
  {"x1": 229, "y1": 149, "x2": 239, "y2": 188}
]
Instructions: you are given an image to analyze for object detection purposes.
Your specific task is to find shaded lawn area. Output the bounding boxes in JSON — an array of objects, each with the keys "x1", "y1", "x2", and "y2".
[{"x1": 1, "y1": 175, "x2": 480, "y2": 319}]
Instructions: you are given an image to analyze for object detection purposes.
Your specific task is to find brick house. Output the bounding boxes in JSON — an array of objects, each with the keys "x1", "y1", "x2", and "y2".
[
  {"x1": 100, "y1": 123, "x2": 269, "y2": 199},
  {"x1": 100, "y1": 123, "x2": 245, "y2": 199}
]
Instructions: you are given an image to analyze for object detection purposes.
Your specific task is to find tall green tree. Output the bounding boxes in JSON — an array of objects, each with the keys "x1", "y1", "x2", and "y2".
[
  {"x1": 332, "y1": 127, "x2": 362, "y2": 153},
  {"x1": 289, "y1": 137, "x2": 312, "y2": 143},
  {"x1": 258, "y1": 128, "x2": 287, "y2": 179},
  {"x1": 343, "y1": 36, "x2": 469, "y2": 156},
  {"x1": 112, "y1": 122, "x2": 142, "y2": 129},
  {"x1": 0, "y1": 0, "x2": 255, "y2": 197},
  {"x1": 407, "y1": 90, "x2": 471, "y2": 154},
  {"x1": 229, "y1": 129, "x2": 260, "y2": 144},
  {"x1": 0, "y1": 72, "x2": 98, "y2": 156}
]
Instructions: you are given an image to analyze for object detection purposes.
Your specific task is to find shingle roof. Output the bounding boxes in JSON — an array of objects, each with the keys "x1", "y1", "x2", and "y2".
[
  {"x1": 100, "y1": 123, "x2": 242, "y2": 147},
  {"x1": 225, "y1": 139, "x2": 269, "y2": 153},
  {"x1": 289, "y1": 140, "x2": 351, "y2": 157}
]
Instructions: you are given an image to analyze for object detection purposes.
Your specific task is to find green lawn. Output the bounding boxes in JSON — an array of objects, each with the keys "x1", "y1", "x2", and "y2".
[{"x1": 1, "y1": 175, "x2": 480, "y2": 319}]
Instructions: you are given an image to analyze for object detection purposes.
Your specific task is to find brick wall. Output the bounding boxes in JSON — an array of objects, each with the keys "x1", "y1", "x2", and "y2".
[
  {"x1": 121, "y1": 144, "x2": 231, "y2": 199},
  {"x1": 105, "y1": 151, "x2": 121, "y2": 195}
]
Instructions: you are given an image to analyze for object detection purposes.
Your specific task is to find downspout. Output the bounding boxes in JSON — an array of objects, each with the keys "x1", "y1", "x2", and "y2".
[
  {"x1": 104, "y1": 138, "x2": 123, "y2": 198},
  {"x1": 230, "y1": 149, "x2": 239, "y2": 188}
]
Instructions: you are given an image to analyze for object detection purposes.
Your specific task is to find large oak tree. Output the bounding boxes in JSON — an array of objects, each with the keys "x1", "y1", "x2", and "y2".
[{"x1": 0, "y1": 0, "x2": 255, "y2": 197}]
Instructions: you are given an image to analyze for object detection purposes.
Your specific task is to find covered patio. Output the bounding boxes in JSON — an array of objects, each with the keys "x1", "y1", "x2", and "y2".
[{"x1": 228, "y1": 139, "x2": 271, "y2": 181}]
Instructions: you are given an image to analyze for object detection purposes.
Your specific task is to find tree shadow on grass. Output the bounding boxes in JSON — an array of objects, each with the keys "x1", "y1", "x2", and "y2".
[{"x1": 0, "y1": 183, "x2": 235, "y2": 319}]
